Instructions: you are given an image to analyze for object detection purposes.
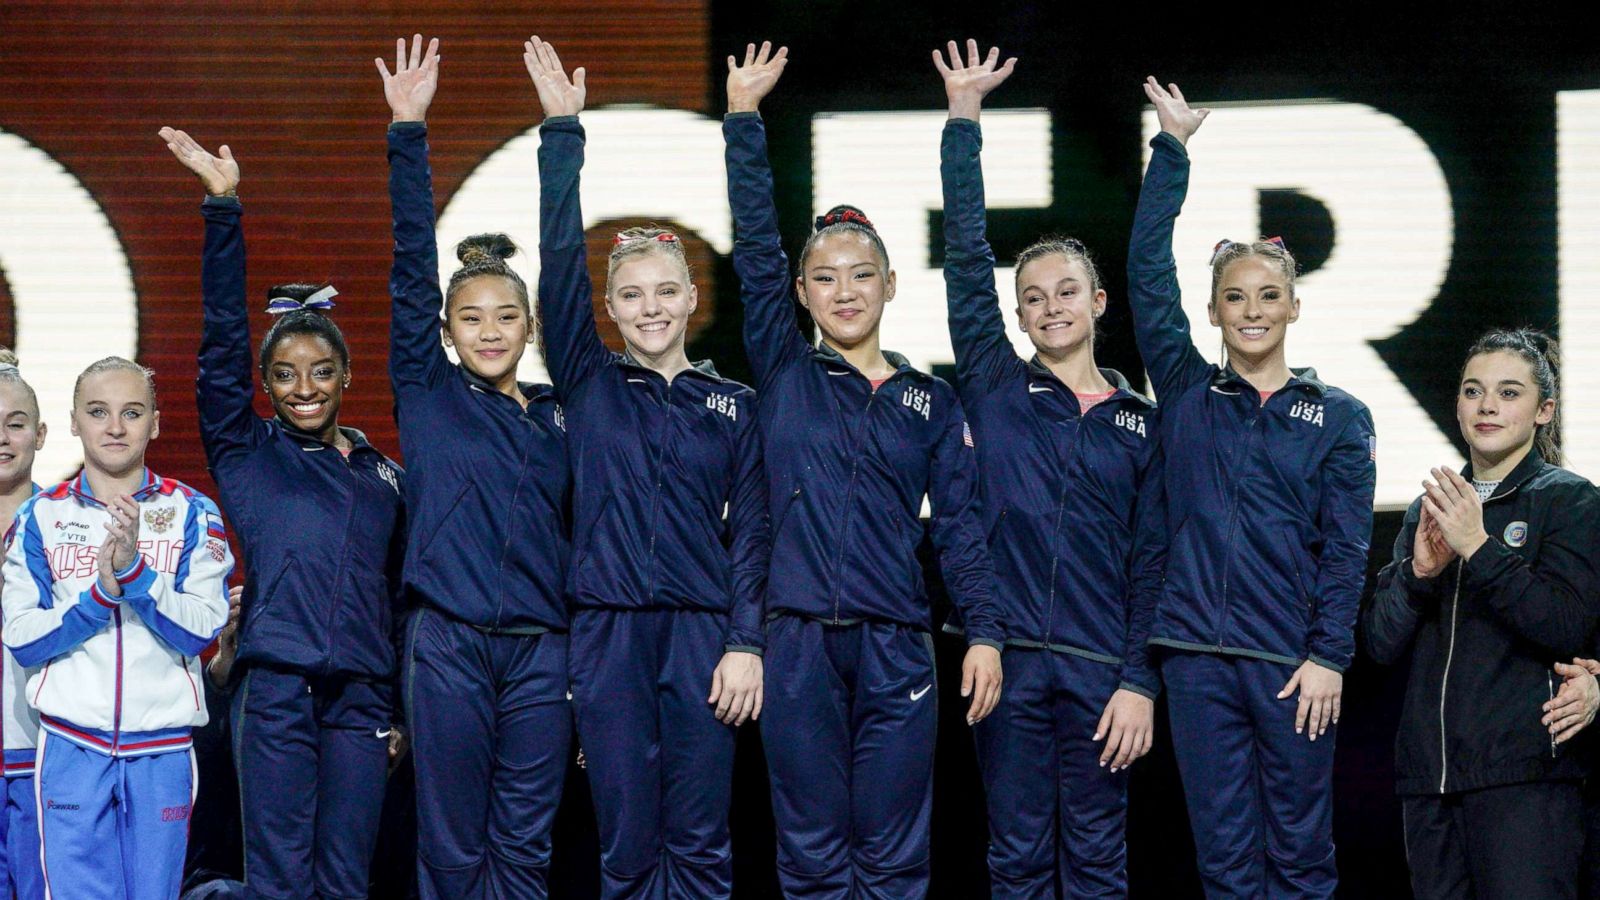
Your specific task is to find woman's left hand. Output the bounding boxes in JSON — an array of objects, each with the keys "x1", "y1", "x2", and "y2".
[
  {"x1": 708, "y1": 651, "x2": 763, "y2": 725},
  {"x1": 962, "y1": 643, "x2": 1003, "y2": 725},
  {"x1": 1278, "y1": 659, "x2": 1343, "y2": 741},
  {"x1": 1421, "y1": 467, "x2": 1490, "y2": 560},
  {"x1": 523, "y1": 35, "x2": 586, "y2": 119}
]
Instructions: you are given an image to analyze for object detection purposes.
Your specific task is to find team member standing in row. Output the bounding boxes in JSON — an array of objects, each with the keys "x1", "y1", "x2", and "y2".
[
  {"x1": 725, "y1": 42, "x2": 1005, "y2": 898},
  {"x1": 0, "y1": 350, "x2": 44, "y2": 900},
  {"x1": 160, "y1": 126, "x2": 407, "y2": 899},
  {"x1": 1366, "y1": 330, "x2": 1600, "y2": 899},
  {"x1": 3, "y1": 357, "x2": 232, "y2": 899},
  {"x1": 525, "y1": 39, "x2": 768, "y2": 898},
  {"x1": 378, "y1": 35, "x2": 573, "y2": 899},
  {"x1": 935, "y1": 42, "x2": 1162, "y2": 898},
  {"x1": 1128, "y1": 80, "x2": 1376, "y2": 898}
]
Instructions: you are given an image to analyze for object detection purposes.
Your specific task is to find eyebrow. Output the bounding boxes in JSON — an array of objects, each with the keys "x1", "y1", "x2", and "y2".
[{"x1": 615, "y1": 281, "x2": 685, "y2": 292}]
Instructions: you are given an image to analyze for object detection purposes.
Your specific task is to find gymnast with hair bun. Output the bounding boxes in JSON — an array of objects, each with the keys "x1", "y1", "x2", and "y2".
[
  {"x1": 723, "y1": 40, "x2": 1005, "y2": 898},
  {"x1": 524, "y1": 36, "x2": 768, "y2": 899},
  {"x1": 159, "y1": 122, "x2": 407, "y2": 899},
  {"x1": 378, "y1": 34, "x2": 574, "y2": 900}
]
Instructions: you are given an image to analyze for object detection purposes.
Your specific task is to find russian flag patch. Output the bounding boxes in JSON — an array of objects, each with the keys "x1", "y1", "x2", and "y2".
[{"x1": 205, "y1": 511, "x2": 227, "y2": 540}]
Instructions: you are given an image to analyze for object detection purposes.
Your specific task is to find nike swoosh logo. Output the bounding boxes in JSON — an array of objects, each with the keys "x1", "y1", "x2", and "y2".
[
  {"x1": 375, "y1": 729, "x2": 393, "y2": 739},
  {"x1": 909, "y1": 685, "x2": 932, "y2": 702},
  {"x1": 1028, "y1": 385, "x2": 1053, "y2": 393}
]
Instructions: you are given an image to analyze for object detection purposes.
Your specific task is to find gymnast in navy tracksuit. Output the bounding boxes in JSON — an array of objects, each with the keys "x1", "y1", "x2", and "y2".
[
  {"x1": 724, "y1": 43, "x2": 1006, "y2": 898},
  {"x1": 934, "y1": 42, "x2": 1162, "y2": 898},
  {"x1": 525, "y1": 40, "x2": 768, "y2": 898},
  {"x1": 378, "y1": 36, "x2": 573, "y2": 899},
  {"x1": 1128, "y1": 79, "x2": 1376, "y2": 898},
  {"x1": 159, "y1": 125, "x2": 408, "y2": 900}
]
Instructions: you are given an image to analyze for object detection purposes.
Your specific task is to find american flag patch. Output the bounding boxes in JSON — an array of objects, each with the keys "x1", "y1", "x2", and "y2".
[
  {"x1": 963, "y1": 421, "x2": 975, "y2": 448},
  {"x1": 1369, "y1": 434, "x2": 1378, "y2": 462}
]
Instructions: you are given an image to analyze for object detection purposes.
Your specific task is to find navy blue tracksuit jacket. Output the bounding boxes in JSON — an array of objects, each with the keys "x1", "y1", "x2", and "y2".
[
  {"x1": 942, "y1": 118, "x2": 1162, "y2": 698},
  {"x1": 724, "y1": 114, "x2": 1003, "y2": 644},
  {"x1": 1129, "y1": 132, "x2": 1376, "y2": 674},
  {"x1": 537, "y1": 116, "x2": 767, "y2": 649},
  {"x1": 387, "y1": 122, "x2": 570, "y2": 633},
  {"x1": 197, "y1": 196, "x2": 407, "y2": 679}
]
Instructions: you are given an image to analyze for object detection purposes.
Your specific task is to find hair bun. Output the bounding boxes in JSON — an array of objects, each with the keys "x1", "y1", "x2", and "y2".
[
  {"x1": 815, "y1": 205, "x2": 876, "y2": 232},
  {"x1": 456, "y1": 232, "x2": 519, "y2": 267}
]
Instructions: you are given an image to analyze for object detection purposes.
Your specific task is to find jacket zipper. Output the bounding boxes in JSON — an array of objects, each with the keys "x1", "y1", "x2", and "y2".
[
  {"x1": 1438, "y1": 564, "x2": 1463, "y2": 793},
  {"x1": 320, "y1": 446, "x2": 360, "y2": 675},
  {"x1": 1045, "y1": 419, "x2": 1086, "y2": 642},
  {"x1": 1215, "y1": 399, "x2": 1262, "y2": 646},
  {"x1": 113, "y1": 606, "x2": 124, "y2": 754},
  {"x1": 493, "y1": 402, "x2": 538, "y2": 628},
  {"x1": 831, "y1": 375, "x2": 887, "y2": 624},
  {"x1": 645, "y1": 380, "x2": 676, "y2": 601},
  {"x1": 1549, "y1": 672, "x2": 1559, "y2": 759}
]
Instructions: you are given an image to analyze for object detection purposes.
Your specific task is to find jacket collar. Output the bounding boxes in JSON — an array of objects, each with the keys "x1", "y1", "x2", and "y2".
[
  {"x1": 70, "y1": 467, "x2": 161, "y2": 505},
  {"x1": 1463, "y1": 447, "x2": 1546, "y2": 501},
  {"x1": 1025, "y1": 359, "x2": 1156, "y2": 409},
  {"x1": 812, "y1": 342, "x2": 930, "y2": 383},
  {"x1": 1211, "y1": 364, "x2": 1327, "y2": 398},
  {"x1": 618, "y1": 352, "x2": 725, "y2": 383},
  {"x1": 275, "y1": 421, "x2": 376, "y2": 455},
  {"x1": 461, "y1": 366, "x2": 547, "y2": 403}
]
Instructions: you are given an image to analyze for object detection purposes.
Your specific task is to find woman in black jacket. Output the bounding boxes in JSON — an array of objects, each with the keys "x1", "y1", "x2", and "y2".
[{"x1": 1365, "y1": 328, "x2": 1600, "y2": 899}]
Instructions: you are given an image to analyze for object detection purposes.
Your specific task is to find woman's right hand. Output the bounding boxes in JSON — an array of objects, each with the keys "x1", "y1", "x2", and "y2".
[
  {"x1": 1411, "y1": 503, "x2": 1456, "y2": 579},
  {"x1": 726, "y1": 41, "x2": 788, "y2": 115},
  {"x1": 158, "y1": 127, "x2": 239, "y2": 197},
  {"x1": 523, "y1": 35, "x2": 586, "y2": 119},
  {"x1": 1142, "y1": 76, "x2": 1210, "y2": 146},
  {"x1": 932, "y1": 39, "x2": 1016, "y2": 122},
  {"x1": 375, "y1": 34, "x2": 440, "y2": 124}
]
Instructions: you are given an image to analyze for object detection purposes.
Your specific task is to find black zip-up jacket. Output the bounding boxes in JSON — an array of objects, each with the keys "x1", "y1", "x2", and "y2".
[{"x1": 1364, "y1": 449, "x2": 1600, "y2": 794}]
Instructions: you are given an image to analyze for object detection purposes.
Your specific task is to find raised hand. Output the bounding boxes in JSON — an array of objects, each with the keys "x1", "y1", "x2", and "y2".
[
  {"x1": 726, "y1": 41, "x2": 788, "y2": 115},
  {"x1": 375, "y1": 34, "x2": 441, "y2": 123},
  {"x1": 1411, "y1": 503, "x2": 1456, "y2": 579},
  {"x1": 932, "y1": 39, "x2": 1017, "y2": 122},
  {"x1": 1143, "y1": 76, "x2": 1210, "y2": 146},
  {"x1": 522, "y1": 36, "x2": 586, "y2": 119},
  {"x1": 158, "y1": 127, "x2": 239, "y2": 197}
]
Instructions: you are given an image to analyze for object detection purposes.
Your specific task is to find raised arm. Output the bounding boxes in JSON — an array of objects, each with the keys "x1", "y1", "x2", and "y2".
[
  {"x1": 160, "y1": 128, "x2": 265, "y2": 465},
  {"x1": 377, "y1": 35, "x2": 451, "y2": 397},
  {"x1": 1126, "y1": 78, "x2": 1214, "y2": 399},
  {"x1": 724, "y1": 42, "x2": 808, "y2": 388},
  {"x1": 934, "y1": 40, "x2": 1024, "y2": 397},
  {"x1": 525, "y1": 36, "x2": 609, "y2": 395}
]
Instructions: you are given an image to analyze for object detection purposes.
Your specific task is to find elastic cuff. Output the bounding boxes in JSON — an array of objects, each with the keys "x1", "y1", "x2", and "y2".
[
  {"x1": 387, "y1": 120, "x2": 426, "y2": 134},
  {"x1": 968, "y1": 637, "x2": 1004, "y2": 651},
  {"x1": 723, "y1": 111, "x2": 761, "y2": 121},
  {"x1": 115, "y1": 555, "x2": 147, "y2": 584},
  {"x1": 1150, "y1": 130, "x2": 1188, "y2": 156},
  {"x1": 1307, "y1": 654, "x2": 1346, "y2": 674},
  {"x1": 945, "y1": 117, "x2": 979, "y2": 129},
  {"x1": 1118, "y1": 680, "x2": 1160, "y2": 701},
  {"x1": 540, "y1": 115, "x2": 582, "y2": 134},
  {"x1": 88, "y1": 582, "x2": 120, "y2": 610},
  {"x1": 201, "y1": 195, "x2": 240, "y2": 209},
  {"x1": 724, "y1": 644, "x2": 764, "y2": 658}
]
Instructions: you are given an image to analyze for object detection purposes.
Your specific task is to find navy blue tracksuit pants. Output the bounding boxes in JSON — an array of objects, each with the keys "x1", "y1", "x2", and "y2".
[
  {"x1": 976, "y1": 648, "x2": 1128, "y2": 899},
  {"x1": 569, "y1": 608, "x2": 736, "y2": 899},
  {"x1": 404, "y1": 609, "x2": 571, "y2": 900},
  {"x1": 231, "y1": 667, "x2": 390, "y2": 900},
  {"x1": 761, "y1": 615, "x2": 938, "y2": 899},
  {"x1": 1162, "y1": 651, "x2": 1337, "y2": 899}
]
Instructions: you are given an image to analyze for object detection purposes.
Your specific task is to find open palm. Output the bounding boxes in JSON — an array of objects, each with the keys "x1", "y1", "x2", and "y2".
[
  {"x1": 933, "y1": 39, "x2": 1016, "y2": 120},
  {"x1": 523, "y1": 35, "x2": 586, "y2": 119},
  {"x1": 158, "y1": 127, "x2": 239, "y2": 196},
  {"x1": 376, "y1": 34, "x2": 440, "y2": 122},
  {"x1": 1143, "y1": 76, "x2": 1210, "y2": 145},
  {"x1": 726, "y1": 41, "x2": 788, "y2": 114}
]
